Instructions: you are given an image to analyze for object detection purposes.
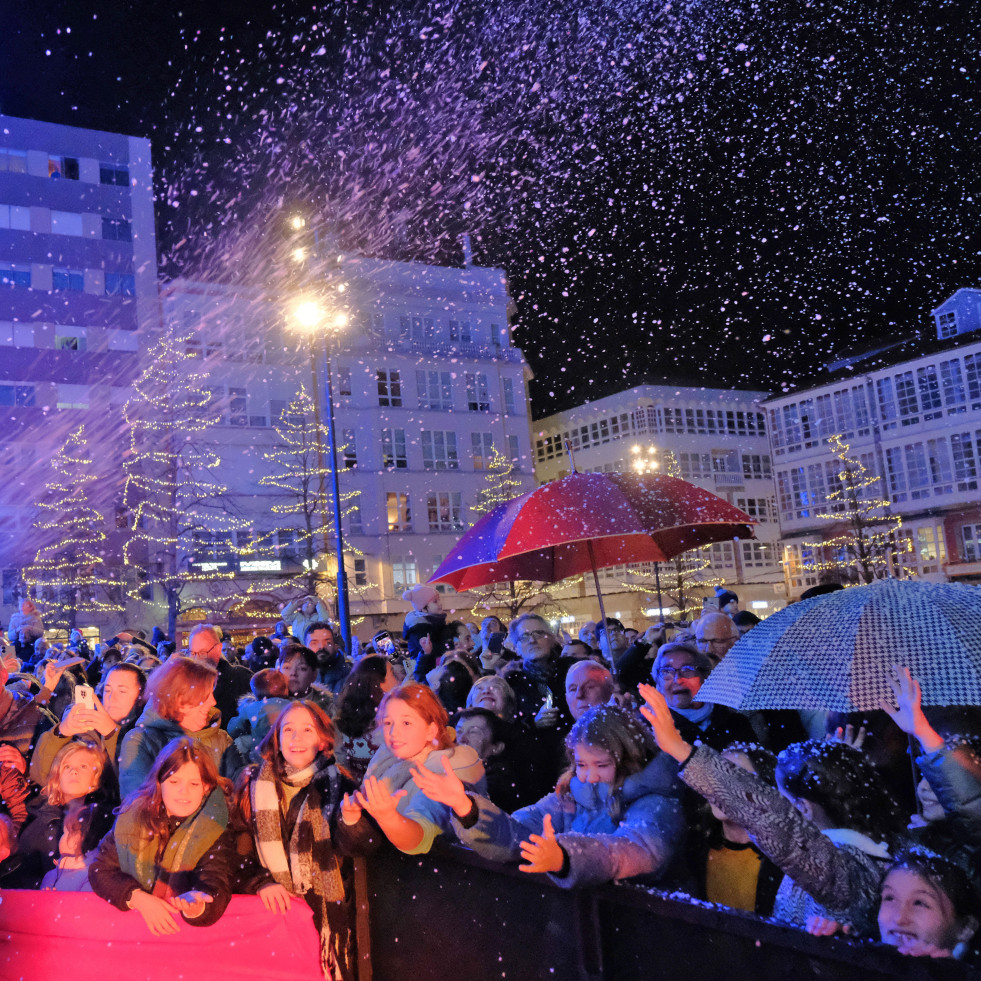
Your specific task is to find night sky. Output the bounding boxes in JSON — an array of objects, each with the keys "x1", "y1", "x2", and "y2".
[{"x1": 1, "y1": 0, "x2": 977, "y2": 414}]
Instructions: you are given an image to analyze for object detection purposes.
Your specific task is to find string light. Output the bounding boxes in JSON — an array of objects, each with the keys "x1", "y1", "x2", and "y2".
[
  {"x1": 801, "y1": 433, "x2": 913, "y2": 583},
  {"x1": 23, "y1": 426, "x2": 126, "y2": 630}
]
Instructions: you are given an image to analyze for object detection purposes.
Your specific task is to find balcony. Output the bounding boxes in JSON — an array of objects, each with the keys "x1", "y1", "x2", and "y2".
[
  {"x1": 714, "y1": 472, "x2": 745, "y2": 488},
  {"x1": 945, "y1": 559, "x2": 981, "y2": 580},
  {"x1": 385, "y1": 337, "x2": 525, "y2": 363}
]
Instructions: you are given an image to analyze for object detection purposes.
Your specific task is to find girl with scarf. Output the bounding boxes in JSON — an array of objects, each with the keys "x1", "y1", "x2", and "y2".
[
  {"x1": 413, "y1": 704, "x2": 685, "y2": 888},
  {"x1": 242, "y1": 700, "x2": 368, "y2": 981},
  {"x1": 640, "y1": 684, "x2": 905, "y2": 936},
  {"x1": 89, "y1": 737, "x2": 236, "y2": 935}
]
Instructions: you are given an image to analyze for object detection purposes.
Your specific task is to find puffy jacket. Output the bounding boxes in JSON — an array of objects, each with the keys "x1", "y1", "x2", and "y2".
[
  {"x1": 118, "y1": 706, "x2": 238, "y2": 798},
  {"x1": 453, "y1": 750, "x2": 685, "y2": 888}
]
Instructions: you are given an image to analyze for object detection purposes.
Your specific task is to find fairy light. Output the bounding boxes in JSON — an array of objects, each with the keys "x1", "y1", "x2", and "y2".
[
  {"x1": 23, "y1": 426, "x2": 126, "y2": 629},
  {"x1": 801, "y1": 433, "x2": 913, "y2": 583},
  {"x1": 630, "y1": 443, "x2": 660, "y2": 474}
]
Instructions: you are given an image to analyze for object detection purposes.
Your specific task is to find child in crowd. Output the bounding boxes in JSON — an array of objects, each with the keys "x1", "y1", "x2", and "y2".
[
  {"x1": 276, "y1": 646, "x2": 334, "y2": 715},
  {"x1": 332, "y1": 656, "x2": 397, "y2": 784},
  {"x1": 414, "y1": 704, "x2": 686, "y2": 889},
  {"x1": 227, "y1": 668, "x2": 291, "y2": 764},
  {"x1": 89, "y1": 737, "x2": 236, "y2": 935},
  {"x1": 242, "y1": 700, "x2": 369, "y2": 981},
  {"x1": 118, "y1": 656, "x2": 236, "y2": 798},
  {"x1": 17, "y1": 739, "x2": 116, "y2": 887},
  {"x1": 341, "y1": 684, "x2": 486, "y2": 856},
  {"x1": 454, "y1": 707, "x2": 523, "y2": 812},
  {"x1": 401, "y1": 585, "x2": 448, "y2": 683},
  {"x1": 40, "y1": 801, "x2": 103, "y2": 891}
]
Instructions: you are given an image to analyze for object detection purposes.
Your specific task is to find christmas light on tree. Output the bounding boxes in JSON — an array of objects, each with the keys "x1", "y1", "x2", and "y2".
[
  {"x1": 802, "y1": 433, "x2": 912, "y2": 584},
  {"x1": 23, "y1": 425, "x2": 125, "y2": 631},
  {"x1": 243, "y1": 387, "x2": 373, "y2": 617},
  {"x1": 121, "y1": 331, "x2": 248, "y2": 636},
  {"x1": 467, "y1": 447, "x2": 575, "y2": 621}
]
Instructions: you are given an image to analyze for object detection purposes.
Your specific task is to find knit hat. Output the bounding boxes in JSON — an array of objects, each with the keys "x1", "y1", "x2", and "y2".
[
  {"x1": 714, "y1": 586, "x2": 738, "y2": 608},
  {"x1": 402, "y1": 583, "x2": 439, "y2": 610}
]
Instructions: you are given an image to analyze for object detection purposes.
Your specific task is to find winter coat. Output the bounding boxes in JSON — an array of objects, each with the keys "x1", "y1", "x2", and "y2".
[
  {"x1": 282, "y1": 598, "x2": 330, "y2": 648},
  {"x1": 89, "y1": 818, "x2": 236, "y2": 927},
  {"x1": 680, "y1": 744, "x2": 889, "y2": 935},
  {"x1": 7, "y1": 610, "x2": 44, "y2": 644},
  {"x1": 363, "y1": 742, "x2": 486, "y2": 855},
  {"x1": 502, "y1": 653, "x2": 579, "y2": 727},
  {"x1": 913, "y1": 744, "x2": 981, "y2": 874},
  {"x1": 318, "y1": 652, "x2": 352, "y2": 696},
  {"x1": 227, "y1": 695, "x2": 291, "y2": 764},
  {"x1": 671, "y1": 704, "x2": 758, "y2": 754},
  {"x1": 453, "y1": 751, "x2": 686, "y2": 889},
  {"x1": 334, "y1": 728, "x2": 382, "y2": 786},
  {"x1": 0, "y1": 754, "x2": 30, "y2": 825},
  {"x1": 0, "y1": 688, "x2": 51, "y2": 759},
  {"x1": 213, "y1": 657, "x2": 255, "y2": 730},
  {"x1": 402, "y1": 610, "x2": 448, "y2": 682},
  {"x1": 118, "y1": 706, "x2": 238, "y2": 799}
]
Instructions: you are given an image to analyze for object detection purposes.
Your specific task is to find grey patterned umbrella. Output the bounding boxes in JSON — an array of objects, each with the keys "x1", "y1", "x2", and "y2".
[{"x1": 698, "y1": 578, "x2": 981, "y2": 713}]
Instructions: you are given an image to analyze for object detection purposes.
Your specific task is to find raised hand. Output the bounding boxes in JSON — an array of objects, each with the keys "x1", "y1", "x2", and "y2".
[
  {"x1": 340, "y1": 792, "x2": 363, "y2": 826},
  {"x1": 533, "y1": 703, "x2": 559, "y2": 729},
  {"x1": 880, "y1": 666, "x2": 944, "y2": 753},
  {"x1": 88, "y1": 692, "x2": 119, "y2": 737},
  {"x1": 411, "y1": 756, "x2": 471, "y2": 817},
  {"x1": 419, "y1": 635, "x2": 433, "y2": 657},
  {"x1": 258, "y1": 882, "x2": 293, "y2": 914},
  {"x1": 354, "y1": 776, "x2": 407, "y2": 821},
  {"x1": 518, "y1": 813, "x2": 565, "y2": 874},
  {"x1": 825, "y1": 724, "x2": 867, "y2": 751},
  {"x1": 58, "y1": 702, "x2": 97, "y2": 738},
  {"x1": 806, "y1": 915, "x2": 846, "y2": 937},
  {"x1": 638, "y1": 683, "x2": 692, "y2": 763},
  {"x1": 0, "y1": 744, "x2": 27, "y2": 774},
  {"x1": 130, "y1": 890, "x2": 181, "y2": 935}
]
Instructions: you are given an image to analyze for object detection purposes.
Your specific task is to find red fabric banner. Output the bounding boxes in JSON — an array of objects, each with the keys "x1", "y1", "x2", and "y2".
[{"x1": 0, "y1": 891, "x2": 324, "y2": 981}]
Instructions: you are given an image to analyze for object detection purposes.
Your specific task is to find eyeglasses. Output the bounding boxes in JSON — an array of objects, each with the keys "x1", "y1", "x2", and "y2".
[
  {"x1": 517, "y1": 629, "x2": 550, "y2": 644},
  {"x1": 696, "y1": 637, "x2": 733, "y2": 648},
  {"x1": 658, "y1": 666, "x2": 701, "y2": 681}
]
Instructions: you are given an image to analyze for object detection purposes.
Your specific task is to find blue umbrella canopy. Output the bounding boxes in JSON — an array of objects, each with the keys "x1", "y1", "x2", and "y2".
[{"x1": 698, "y1": 578, "x2": 981, "y2": 713}]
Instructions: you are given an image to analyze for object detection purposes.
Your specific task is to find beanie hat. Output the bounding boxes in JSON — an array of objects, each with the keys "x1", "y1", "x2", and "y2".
[
  {"x1": 714, "y1": 586, "x2": 739, "y2": 608},
  {"x1": 403, "y1": 583, "x2": 439, "y2": 610}
]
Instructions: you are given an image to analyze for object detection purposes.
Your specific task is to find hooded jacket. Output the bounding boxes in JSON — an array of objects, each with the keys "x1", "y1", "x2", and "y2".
[
  {"x1": 227, "y1": 695, "x2": 291, "y2": 763},
  {"x1": 453, "y1": 750, "x2": 685, "y2": 888},
  {"x1": 118, "y1": 706, "x2": 237, "y2": 798},
  {"x1": 364, "y1": 742, "x2": 486, "y2": 855}
]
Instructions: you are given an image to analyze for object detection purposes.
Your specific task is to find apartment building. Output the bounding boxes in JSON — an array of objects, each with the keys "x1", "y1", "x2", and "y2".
[
  {"x1": 533, "y1": 384, "x2": 784, "y2": 627},
  {"x1": 160, "y1": 254, "x2": 535, "y2": 635},
  {"x1": 0, "y1": 114, "x2": 158, "y2": 618},
  {"x1": 767, "y1": 288, "x2": 981, "y2": 595}
]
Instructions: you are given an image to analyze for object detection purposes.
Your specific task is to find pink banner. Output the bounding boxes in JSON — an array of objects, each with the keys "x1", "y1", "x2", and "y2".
[{"x1": 0, "y1": 891, "x2": 324, "y2": 981}]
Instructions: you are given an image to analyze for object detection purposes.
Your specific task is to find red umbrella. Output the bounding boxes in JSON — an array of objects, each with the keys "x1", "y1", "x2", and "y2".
[{"x1": 430, "y1": 471, "x2": 756, "y2": 592}]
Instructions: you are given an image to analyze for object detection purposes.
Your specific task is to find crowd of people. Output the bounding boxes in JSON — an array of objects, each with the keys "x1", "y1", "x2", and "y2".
[{"x1": 0, "y1": 581, "x2": 979, "y2": 978}]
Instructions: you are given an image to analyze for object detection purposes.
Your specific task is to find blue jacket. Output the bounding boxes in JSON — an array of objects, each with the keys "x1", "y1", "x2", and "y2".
[{"x1": 453, "y1": 751, "x2": 685, "y2": 888}]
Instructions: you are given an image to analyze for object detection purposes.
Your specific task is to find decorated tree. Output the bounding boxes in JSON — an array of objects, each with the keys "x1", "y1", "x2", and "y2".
[
  {"x1": 23, "y1": 426, "x2": 125, "y2": 630},
  {"x1": 242, "y1": 387, "x2": 372, "y2": 617},
  {"x1": 466, "y1": 448, "x2": 573, "y2": 621},
  {"x1": 121, "y1": 332, "x2": 247, "y2": 636},
  {"x1": 802, "y1": 433, "x2": 911, "y2": 584}
]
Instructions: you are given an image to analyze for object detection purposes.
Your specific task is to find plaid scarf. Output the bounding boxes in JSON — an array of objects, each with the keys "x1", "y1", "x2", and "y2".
[
  {"x1": 251, "y1": 756, "x2": 348, "y2": 981},
  {"x1": 114, "y1": 786, "x2": 228, "y2": 899}
]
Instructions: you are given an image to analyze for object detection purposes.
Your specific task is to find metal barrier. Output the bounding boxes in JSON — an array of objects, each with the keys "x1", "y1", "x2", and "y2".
[{"x1": 360, "y1": 842, "x2": 980, "y2": 981}]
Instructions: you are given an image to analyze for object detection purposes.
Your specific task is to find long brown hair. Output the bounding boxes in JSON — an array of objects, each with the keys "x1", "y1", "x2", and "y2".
[
  {"x1": 376, "y1": 683, "x2": 453, "y2": 750},
  {"x1": 258, "y1": 700, "x2": 336, "y2": 781},
  {"x1": 145, "y1": 656, "x2": 217, "y2": 723},
  {"x1": 121, "y1": 737, "x2": 230, "y2": 860},
  {"x1": 45, "y1": 741, "x2": 109, "y2": 807}
]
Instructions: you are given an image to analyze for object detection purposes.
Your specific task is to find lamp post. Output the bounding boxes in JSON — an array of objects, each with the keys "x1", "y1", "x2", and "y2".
[
  {"x1": 630, "y1": 444, "x2": 664, "y2": 617},
  {"x1": 290, "y1": 295, "x2": 352, "y2": 656}
]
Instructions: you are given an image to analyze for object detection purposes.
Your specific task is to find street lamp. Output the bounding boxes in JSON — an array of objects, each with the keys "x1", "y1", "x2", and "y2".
[
  {"x1": 629, "y1": 444, "x2": 665, "y2": 618},
  {"x1": 288, "y1": 293, "x2": 352, "y2": 655}
]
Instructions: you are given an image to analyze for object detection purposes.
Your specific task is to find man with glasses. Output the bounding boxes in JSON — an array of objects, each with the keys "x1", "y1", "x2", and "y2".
[
  {"x1": 187, "y1": 623, "x2": 252, "y2": 729},
  {"x1": 693, "y1": 612, "x2": 740, "y2": 667},
  {"x1": 502, "y1": 614, "x2": 574, "y2": 728},
  {"x1": 652, "y1": 642, "x2": 755, "y2": 751}
]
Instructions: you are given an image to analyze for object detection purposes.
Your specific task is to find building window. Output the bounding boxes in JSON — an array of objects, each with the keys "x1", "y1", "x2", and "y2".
[
  {"x1": 895, "y1": 371, "x2": 919, "y2": 425},
  {"x1": 102, "y1": 217, "x2": 132, "y2": 242},
  {"x1": 0, "y1": 385, "x2": 35, "y2": 407},
  {"x1": 916, "y1": 366, "x2": 942, "y2": 420},
  {"x1": 0, "y1": 264, "x2": 32, "y2": 288},
  {"x1": 348, "y1": 492, "x2": 364, "y2": 535},
  {"x1": 51, "y1": 210, "x2": 84, "y2": 237},
  {"x1": 448, "y1": 319, "x2": 471, "y2": 343},
  {"x1": 741, "y1": 454, "x2": 772, "y2": 479},
  {"x1": 337, "y1": 367, "x2": 352, "y2": 397},
  {"x1": 0, "y1": 149, "x2": 28, "y2": 173},
  {"x1": 938, "y1": 311, "x2": 958, "y2": 338},
  {"x1": 876, "y1": 377, "x2": 898, "y2": 431},
  {"x1": 49, "y1": 156, "x2": 80, "y2": 180},
  {"x1": 377, "y1": 369, "x2": 402, "y2": 407},
  {"x1": 507, "y1": 434, "x2": 520, "y2": 463},
  {"x1": 904, "y1": 442, "x2": 930, "y2": 499},
  {"x1": 465, "y1": 372, "x2": 490, "y2": 411},
  {"x1": 941, "y1": 360, "x2": 966, "y2": 412},
  {"x1": 961, "y1": 524, "x2": 981, "y2": 563},
  {"x1": 228, "y1": 387, "x2": 248, "y2": 427},
  {"x1": 56, "y1": 384, "x2": 89, "y2": 409},
  {"x1": 105, "y1": 273, "x2": 136, "y2": 296},
  {"x1": 503, "y1": 378, "x2": 516, "y2": 415},
  {"x1": 416, "y1": 370, "x2": 453, "y2": 411},
  {"x1": 55, "y1": 330, "x2": 86, "y2": 352},
  {"x1": 0, "y1": 205, "x2": 30, "y2": 231},
  {"x1": 381, "y1": 428, "x2": 408, "y2": 469},
  {"x1": 342, "y1": 428, "x2": 357, "y2": 468},
  {"x1": 951, "y1": 433, "x2": 979, "y2": 492},
  {"x1": 387, "y1": 493, "x2": 412, "y2": 532},
  {"x1": 885, "y1": 446, "x2": 907, "y2": 503},
  {"x1": 99, "y1": 163, "x2": 130, "y2": 186},
  {"x1": 392, "y1": 557, "x2": 418, "y2": 593},
  {"x1": 741, "y1": 541, "x2": 778, "y2": 569},
  {"x1": 427, "y1": 491, "x2": 464, "y2": 532},
  {"x1": 472, "y1": 432, "x2": 494, "y2": 470},
  {"x1": 352, "y1": 557, "x2": 368, "y2": 587},
  {"x1": 964, "y1": 354, "x2": 981, "y2": 410},
  {"x1": 421, "y1": 430, "x2": 459, "y2": 470}
]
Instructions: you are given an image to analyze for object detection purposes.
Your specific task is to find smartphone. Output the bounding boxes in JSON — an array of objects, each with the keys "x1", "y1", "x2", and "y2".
[
  {"x1": 542, "y1": 689, "x2": 554, "y2": 711},
  {"x1": 74, "y1": 684, "x2": 95, "y2": 710},
  {"x1": 57, "y1": 655, "x2": 86, "y2": 671}
]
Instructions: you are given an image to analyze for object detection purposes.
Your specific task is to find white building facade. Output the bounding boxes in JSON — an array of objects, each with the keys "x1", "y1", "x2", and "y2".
[
  {"x1": 533, "y1": 385, "x2": 784, "y2": 628},
  {"x1": 768, "y1": 288, "x2": 981, "y2": 596},
  {"x1": 161, "y1": 255, "x2": 536, "y2": 638}
]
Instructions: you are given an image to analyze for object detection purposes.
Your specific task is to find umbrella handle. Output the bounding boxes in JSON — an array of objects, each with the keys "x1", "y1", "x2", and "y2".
[{"x1": 586, "y1": 539, "x2": 615, "y2": 682}]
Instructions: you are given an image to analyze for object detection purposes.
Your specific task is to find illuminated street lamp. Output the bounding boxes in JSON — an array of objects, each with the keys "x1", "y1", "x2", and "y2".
[
  {"x1": 288, "y1": 292, "x2": 352, "y2": 655},
  {"x1": 629, "y1": 444, "x2": 665, "y2": 617}
]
